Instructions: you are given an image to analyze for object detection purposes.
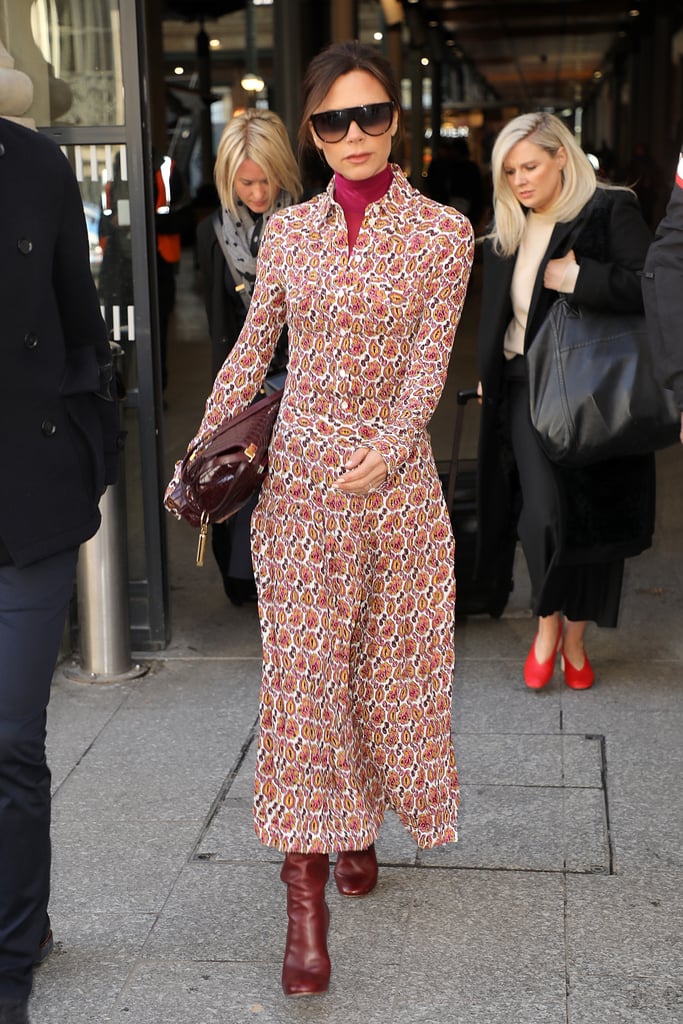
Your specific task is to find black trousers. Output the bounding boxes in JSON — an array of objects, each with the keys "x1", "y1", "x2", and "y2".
[
  {"x1": 0, "y1": 548, "x2": 78, "y2": 1001},
  {"x1": 505, "y1": 366, "x2": 623, "y2": 626}
]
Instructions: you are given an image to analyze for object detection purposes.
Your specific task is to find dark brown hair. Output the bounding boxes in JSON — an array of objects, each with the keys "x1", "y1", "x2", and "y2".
[{"x1": 298, "y1": 40, "x2": 403, "y2": 161}]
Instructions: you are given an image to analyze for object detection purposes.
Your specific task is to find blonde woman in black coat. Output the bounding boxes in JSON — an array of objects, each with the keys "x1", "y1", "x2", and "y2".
[
  {"x1": 195, "y1": 109, "x2": 302, "y2": 605},
  {"x1": 477, "y1": 112, "x2": 654, "y2": 690}
]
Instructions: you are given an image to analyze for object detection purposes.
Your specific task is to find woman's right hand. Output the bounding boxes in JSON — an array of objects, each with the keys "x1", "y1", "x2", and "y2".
[{"x1": 544, "y1": 249, "x2": 577, "y2": 291}]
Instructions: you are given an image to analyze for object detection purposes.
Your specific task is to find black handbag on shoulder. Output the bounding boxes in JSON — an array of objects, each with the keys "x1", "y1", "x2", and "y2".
[{"x1": 527, "y1": 296, "x2": 680, "y2": 466}]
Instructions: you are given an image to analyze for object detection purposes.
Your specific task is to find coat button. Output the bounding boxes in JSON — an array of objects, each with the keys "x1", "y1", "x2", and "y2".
[
  {"x1": 41, "y1": 420, "x2": 57, "y2": 437},
  {"x1": 18, "y1": 238, "x2": 33, "y2": 255},
  {"x1": 24, "y1": 332, "x2": 38, "y2": 350},
  {"x1": 0, "y1": 143, "x2": 5, "y2": 158}
]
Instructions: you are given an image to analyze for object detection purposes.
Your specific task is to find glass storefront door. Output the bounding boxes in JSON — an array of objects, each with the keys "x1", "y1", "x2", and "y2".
[{"x1": 1, "y1": 0, "x2": 169, "y2": 649}]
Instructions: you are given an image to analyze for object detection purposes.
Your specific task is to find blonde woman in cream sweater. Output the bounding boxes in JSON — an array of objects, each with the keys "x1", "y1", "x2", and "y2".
[{"x1": 476, "y1": 112, "x2": 654, "y2": 690}]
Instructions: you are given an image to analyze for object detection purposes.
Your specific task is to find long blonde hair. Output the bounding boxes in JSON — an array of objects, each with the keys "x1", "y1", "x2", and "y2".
[
  {"x1": 214, "y1": 108, "x2": 303, "y2": 216},
  {"x1": 489, "y1": 112, "x2": 597, "y2": 257}
]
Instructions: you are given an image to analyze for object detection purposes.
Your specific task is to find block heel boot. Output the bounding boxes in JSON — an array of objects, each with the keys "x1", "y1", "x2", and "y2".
[
  {"x1": 280, "y1": 853, "x2": 331, "y2": 997},
  {"x1": 334, "y1": 843, "x2": 378, "y2": 896}
]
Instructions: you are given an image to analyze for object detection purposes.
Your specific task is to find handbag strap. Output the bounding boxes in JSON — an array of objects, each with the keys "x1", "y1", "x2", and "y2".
[{"x1": 212, "y1": 211, "x2": 251, "y2": 313}]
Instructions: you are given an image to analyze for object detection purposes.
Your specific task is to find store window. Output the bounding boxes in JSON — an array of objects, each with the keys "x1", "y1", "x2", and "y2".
[{"x1": 1, "y1": 0, "x2": 123, "y2": 128}]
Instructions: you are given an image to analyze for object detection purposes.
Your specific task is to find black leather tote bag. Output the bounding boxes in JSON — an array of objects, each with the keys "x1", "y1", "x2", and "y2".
[{"x1": 527, "y1": 296, "x2": 680, "y2": 466}]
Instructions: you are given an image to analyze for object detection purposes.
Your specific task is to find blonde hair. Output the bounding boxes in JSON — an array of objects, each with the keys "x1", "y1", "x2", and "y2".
[
  {"x1": 489, "y1": 112, "x2": 597, "y2": 257},
  {"x1": 214, "y1": 108, "x2": 303, "y2": 216}
]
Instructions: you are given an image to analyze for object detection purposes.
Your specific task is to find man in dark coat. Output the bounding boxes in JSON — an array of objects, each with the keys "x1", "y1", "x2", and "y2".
[
  {"x1": 642, "y1": 145, "x2": 683, "y2": 444},
  {"x1": 0, "y1": 118, "x2": 122, "y2": 1024}
]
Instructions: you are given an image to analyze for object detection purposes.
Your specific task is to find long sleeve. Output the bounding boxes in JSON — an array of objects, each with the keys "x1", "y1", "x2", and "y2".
[
  {"x1": 573, "y1": 190, "x2": 652, "y2": 314},
  {"x1": 366, "y1": 215, "x2": 474, "y2": 473},
  {"x1": 164, "y1": 217, "x2": 286, "y2": 511}
]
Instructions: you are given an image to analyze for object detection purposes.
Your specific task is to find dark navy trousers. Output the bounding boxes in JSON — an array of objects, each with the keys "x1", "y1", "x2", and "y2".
[{"x1": 0, "y1": 548, "x2": 78, "y2": 1001}]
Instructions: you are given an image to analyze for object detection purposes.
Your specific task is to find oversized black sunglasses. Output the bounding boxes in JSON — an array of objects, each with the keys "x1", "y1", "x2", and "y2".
[{"x1": 310, "y1": 101, "x2": 395, "y2": 143}]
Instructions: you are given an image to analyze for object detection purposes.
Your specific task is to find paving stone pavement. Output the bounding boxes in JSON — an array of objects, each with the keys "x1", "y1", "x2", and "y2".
[{"x1": 29, "y1": 258, "x2": 683, "y2": 1023}]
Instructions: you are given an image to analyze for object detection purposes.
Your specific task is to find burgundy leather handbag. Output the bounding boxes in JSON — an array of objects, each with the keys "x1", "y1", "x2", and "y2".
[{"x1": 165, "y1": 389, "x2": 282, "y2": 565}]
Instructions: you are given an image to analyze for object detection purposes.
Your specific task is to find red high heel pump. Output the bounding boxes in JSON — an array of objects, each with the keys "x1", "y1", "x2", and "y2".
[
  {"x1": 524, "y1": 622, "x2": 562, "y2": 689},
  {"x1": 561, "y1": 648, "x2": 595, "y2": 689}
]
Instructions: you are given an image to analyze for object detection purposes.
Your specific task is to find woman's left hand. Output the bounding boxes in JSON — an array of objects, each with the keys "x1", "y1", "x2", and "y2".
[
  {"x1": 544, "y1": 249, "x2": 576, "y2": 291},
  {"x1": 334, "y1": 447, "x2": 388, "y2": 494}
]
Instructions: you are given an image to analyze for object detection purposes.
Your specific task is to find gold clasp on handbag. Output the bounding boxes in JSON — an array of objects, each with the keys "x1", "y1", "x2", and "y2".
[
  {"x1": 244, "y1": 443, "x2": 257, "y2": 462},
  {"x1": 196, "y1": 511, "x2": 209, "y2": 567}
]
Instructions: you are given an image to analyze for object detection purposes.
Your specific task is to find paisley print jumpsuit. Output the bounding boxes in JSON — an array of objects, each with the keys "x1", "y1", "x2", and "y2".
[{"x1": 172, "y1": 167, "x2": 474, "y2": 853}]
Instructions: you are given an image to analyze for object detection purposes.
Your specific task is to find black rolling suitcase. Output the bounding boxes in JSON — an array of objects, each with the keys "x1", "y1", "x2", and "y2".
[{"x1": 439, "y1": 387, "x2": 516, "y2": 618}]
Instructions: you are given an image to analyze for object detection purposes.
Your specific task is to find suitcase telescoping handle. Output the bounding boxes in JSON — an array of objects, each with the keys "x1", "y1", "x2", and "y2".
[{"x1": 445, "y1": 387, "x2": 480, "y2": 514}]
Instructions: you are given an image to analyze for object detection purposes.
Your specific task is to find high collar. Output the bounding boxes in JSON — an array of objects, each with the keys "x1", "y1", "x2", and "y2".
[
  {"x1": 333, "y1": 164, "x2": 394, "y2": 214},
  {"x1": 316, "y1": 164, "x2": 413, "y2": 222}
]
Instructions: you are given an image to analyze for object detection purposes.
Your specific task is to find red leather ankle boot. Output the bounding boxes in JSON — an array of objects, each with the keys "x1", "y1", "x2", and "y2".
[
  {"x1": 334, "y1": 843, "x2": 378, "y2": 896},
  {"x1": 280, "y1": 853, "x2": 331, "y2": 996}
]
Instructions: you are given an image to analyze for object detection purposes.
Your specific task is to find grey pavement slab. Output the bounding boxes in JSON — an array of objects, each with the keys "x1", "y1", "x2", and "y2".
[
  {"x1": 49, "y1": 818, "x2": 200, "y2": 915},
  {"x1": 113, "y1": 959, "x2": 403, "y2": 1024},
  {"x1": 566, "y1": 873, "x2": 683, "y2": 975},
  {"x1": 418, "y1": 783, "x2": 608, "y2": 873},
  {"x1": 568, "y1": 973, "x2": 683, "y2": 1024},
  {"x1": 46, "y1": 677, "x2": 131, "y2": 789}
]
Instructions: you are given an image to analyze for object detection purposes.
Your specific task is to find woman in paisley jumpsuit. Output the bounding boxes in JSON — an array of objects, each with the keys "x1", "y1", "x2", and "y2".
[{"x1": 166, "y1": 41, "x2": 474, "y2": 996}]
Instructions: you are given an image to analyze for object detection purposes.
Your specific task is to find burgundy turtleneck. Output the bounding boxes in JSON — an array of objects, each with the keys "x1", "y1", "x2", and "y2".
[{"x1": 334, "y1": 164, "x2": 393, "y2": 252}]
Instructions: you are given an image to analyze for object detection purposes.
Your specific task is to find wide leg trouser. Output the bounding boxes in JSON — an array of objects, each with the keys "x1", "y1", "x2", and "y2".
[
  {"x1": 0, "y1": 548, "x2": 78, "y2": 1001},
  {"x1": 506, "y1": 375, "x2": 623, "y2": 626}
]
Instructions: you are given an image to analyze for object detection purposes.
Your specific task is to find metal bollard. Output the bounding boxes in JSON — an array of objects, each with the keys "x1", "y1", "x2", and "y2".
[{"x1": 63, "y1": 344, "x2": 147, "y2": 684}]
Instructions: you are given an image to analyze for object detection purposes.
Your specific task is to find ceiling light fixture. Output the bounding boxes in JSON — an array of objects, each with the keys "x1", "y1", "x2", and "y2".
[{"x1": 241, "y1": 71, "x2": 265, "y2": 92}]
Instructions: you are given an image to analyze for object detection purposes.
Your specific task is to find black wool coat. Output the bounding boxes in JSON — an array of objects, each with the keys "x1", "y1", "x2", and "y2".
[
  {"x1": 476, "y1": 187, "x2": 656, "y2": 574},
  {"x1": 0, "y1": 119, "x2": 122, "y2": 567},
  {"x1": 196, "y1": 212, "x2": 249, "y2": 378},
  {"x1": 642, "y1": 149, "x2": 683, "y2": 411}
]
